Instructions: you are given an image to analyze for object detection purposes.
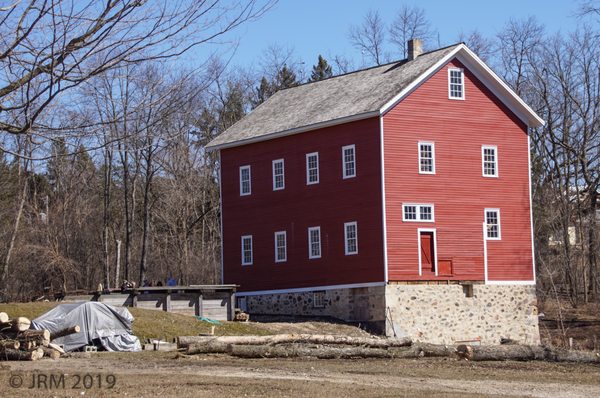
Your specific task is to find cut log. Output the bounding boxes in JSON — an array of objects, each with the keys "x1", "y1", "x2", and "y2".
[
  {"x1": 187, "y1": 341, "x2": 232, "y2": 355},
  {"x1": 3, "y1": 329, "x2": 52, "y2": 348},
  {"x1": 388, "y1": 345, "x2": 424, "y2": 358},
  {"x1": 229, "y1": 344, "x2": 393, "y2": 359},
  {"x1": 31, "y1": 347, "x2": 44, "y2": 360},
  {"x1": 19, "y1": 329, "x2": 51, "y2": 346},
  {"x1": 50, "y1": 325, "x2": 81, "y2": 340},
  {"x1": 0, "y1": 340, "x2": 20, "y2": 350},
  {"x1": 48, "y1": 342, "x2": 65, "y2": 355},
  {"x1": 0, "y1": 347, "x2": 43, "y2": 361},
  {"x1": 21, "y1": 341, "x2": 37, "y2": 350},
  {"x1": 186, "y1": 341, "x2": 443, "y2": 359},
  {"x1": 177, "y1": 334, "x2": 412, "y2": 349},
  {"x1": 418, "y1": 343, "x2": 457, "y2": 357},
  {"x1": 457, "y1": 344, "x2": 546, "y2": 361},
  {"x1": 0, "y1": 312, "x2": 8, "y2": 323},
  {"x1": 11, "y1": 317, "x2": 31, "y2": 332},
  {"x1": 455, "y1": 345, "x2": 600, "y2": 363},
  {"x1": 387, "y1": 344, "x2": 458, "y2": 358},
  {"x1": 544, "y1": 348, "x2": 600, "y2": 364},
  {"x1": 41, "y1": 347, "x2": 61, "y2": 360}
]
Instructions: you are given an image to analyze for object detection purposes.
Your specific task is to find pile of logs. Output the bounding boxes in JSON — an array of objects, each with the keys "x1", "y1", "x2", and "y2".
[
  {"x1": 177, "y1": 333, "x2": 600, "y2": 363},
  {"x1": 0, "y1": 311, "x2": 80, "y2": 361}
]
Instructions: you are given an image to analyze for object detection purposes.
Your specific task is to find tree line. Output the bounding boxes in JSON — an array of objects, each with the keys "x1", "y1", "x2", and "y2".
[{"x1": 0, "y1": 1, "x2": 599, "y2": 306}]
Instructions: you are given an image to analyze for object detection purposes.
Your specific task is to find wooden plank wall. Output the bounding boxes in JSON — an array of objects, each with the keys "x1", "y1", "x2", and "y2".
[{"x1": 383, "y1": 58, "x2": 533, "y2": 282}]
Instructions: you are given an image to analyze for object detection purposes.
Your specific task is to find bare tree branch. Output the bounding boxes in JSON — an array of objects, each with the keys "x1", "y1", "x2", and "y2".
[
  {"x1": 348, "y1": 10, "x2": 387, "y2": 66},
  {"x1": 0, "y1": 0, "x2": 276, "y2": 139},
  {"x1": 389, "y1": 5, "x2": 434, "y2": 58}
]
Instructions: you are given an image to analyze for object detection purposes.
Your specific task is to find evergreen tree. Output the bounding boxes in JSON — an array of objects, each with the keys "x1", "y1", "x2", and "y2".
[
  {"x1": 309, "y1": 55, "x2": 333, "y2": 82},
  {"x1": 253, "y1": 76, "x2": 275, "y2": 108},
  {"x1": 252, "y1": 65, "x2": 299, "y2": 108},
  {"x1": 274, "y1": 64, "x2": 299, "y2": 89}
]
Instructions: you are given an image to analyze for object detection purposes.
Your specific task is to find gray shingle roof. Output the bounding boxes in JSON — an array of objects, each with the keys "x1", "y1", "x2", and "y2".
[{"x1": 207, "y1": 44, "x2": 461, "y2": 149}]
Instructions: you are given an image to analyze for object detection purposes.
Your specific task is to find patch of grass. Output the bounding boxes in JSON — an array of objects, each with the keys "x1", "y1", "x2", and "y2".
[
  {"x1": 128, "y1": 308, "x2": 272, "y2": 342},
  {"x1": 0, "y1": 302, "x2": 272, "y2": 343},
  {"x1": 0, "y1": 302, "x2": 59, "y2": 320}
]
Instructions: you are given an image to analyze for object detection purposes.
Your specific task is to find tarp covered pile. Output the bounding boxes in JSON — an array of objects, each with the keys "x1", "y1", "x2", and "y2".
[{"x1": 32, "y1": 302, "x2": 141, "y2": 352}]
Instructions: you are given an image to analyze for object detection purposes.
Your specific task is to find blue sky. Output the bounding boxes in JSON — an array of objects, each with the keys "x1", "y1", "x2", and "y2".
[{"x1": 200, "y1": 0, "x2": 589, "y2": 73}]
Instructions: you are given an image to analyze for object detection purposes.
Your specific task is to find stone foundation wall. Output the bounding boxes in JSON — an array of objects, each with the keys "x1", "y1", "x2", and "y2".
[
  {"x1": 242, "y1": 286, "x2": 386, "y2": 326},
  {"x1": 385, "y1": 284, "x2": 540, "y2": 345}
]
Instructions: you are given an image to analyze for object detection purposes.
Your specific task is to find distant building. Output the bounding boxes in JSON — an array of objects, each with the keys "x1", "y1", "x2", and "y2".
[{"x1": 207, "y1": 40, "x2": 544, "y2": 344}]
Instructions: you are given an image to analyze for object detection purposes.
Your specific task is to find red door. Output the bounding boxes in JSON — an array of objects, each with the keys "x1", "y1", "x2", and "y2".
[{"x1": 420, "y1": 231, "x2": 435, "y2": 273}]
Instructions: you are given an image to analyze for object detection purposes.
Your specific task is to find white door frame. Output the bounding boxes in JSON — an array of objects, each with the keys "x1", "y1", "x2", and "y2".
[{"x1": 417, "y1": 228, "x2": 438, "y2": 276}]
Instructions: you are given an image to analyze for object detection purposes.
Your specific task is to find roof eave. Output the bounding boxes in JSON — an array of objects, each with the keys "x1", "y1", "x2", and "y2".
[{"x1": 205, "y1": 110, "x2": 380, "y2": 152}]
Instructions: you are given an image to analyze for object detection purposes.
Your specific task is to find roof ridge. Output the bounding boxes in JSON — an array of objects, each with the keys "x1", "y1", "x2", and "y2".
[{"x1": 276, "y1": 42, "x2": 465, "y2": 92}]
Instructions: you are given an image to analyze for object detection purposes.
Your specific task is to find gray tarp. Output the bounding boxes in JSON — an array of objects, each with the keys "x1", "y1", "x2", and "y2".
[{"x1": 31, "y1": 302, "x2": 142, "y2": 352}]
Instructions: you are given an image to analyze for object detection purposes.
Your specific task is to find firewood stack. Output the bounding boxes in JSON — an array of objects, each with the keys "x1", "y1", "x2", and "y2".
[{"x1": 0, "y1": 311, "x2": 78, "y2": 361}]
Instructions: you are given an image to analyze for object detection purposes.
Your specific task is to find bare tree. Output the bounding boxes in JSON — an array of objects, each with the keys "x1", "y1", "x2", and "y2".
[
  {"x1": 579, "y1": 0, "x2": 600, "y2": 17},
  {"x1": 0, "y1": 0, "x2": 276, "y2": 149},
  {"x1": 457, "y1": 30, "x2": 495, "y2": 62},
  {"x1": 497, "y1": 17, "x2": 545, "y2": 96},
  {"x1": 330, "y1": 54, "x2": 356, "y2": 75},
  {"x1": 528, "y1": 27, "x2": 600, "y2": 303},
  {"x1": 259, "y1": 45, "x2": 305, "y2": 82},
  {"x1": 0, "y1": 137, "x2": 30, "y2": 288},
  {"x1": 349, "y1": 10, "x2": 388, "y2": 66},
  {"x1": 389, "y1": 5, "x2": 435, "y2": 58}
]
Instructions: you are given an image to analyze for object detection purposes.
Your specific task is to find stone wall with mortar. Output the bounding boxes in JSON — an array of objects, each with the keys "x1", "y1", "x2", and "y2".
[
  {"x1": 385, "y1": 284, "x2": 540, "y2": 345},
  {"x1": 242, "y1": 286, "x2": 386, "y2": 329}
]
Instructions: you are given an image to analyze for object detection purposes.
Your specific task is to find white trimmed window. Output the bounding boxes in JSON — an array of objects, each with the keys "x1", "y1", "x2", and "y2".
[
  {"x1": 485, "y1": 209, "x2": 501, "y2": 240},
  {"x1": 342, "y1": 145, "x2": 356, "y2": 179},
  {"x1": 272, "y1": 159, "x2": 285, "y2": 190},
  {"x1": 418, "y1": 142, "x2": 435, "y2": 174},
  {"x1": 274, "y1": 231, "x2": 287, "y2": 262},
  {"x1": 402, "y1": 204, "x2": 435, "y2": 222},
  {"x1": 239, "y1": 165, "x2": 251, "y2": 196},
  {"x1": 482, "y1": 145, "x2": 498, "y2": 177},
  {"x1": 308, "y1": 226, "x2": 321, "y2": 259},
  {"x1": 306, "y1": 152, "x2": 319, "y2": 184},
  {"x1": 448, "y1": 68, "x2": 464, "y2": 99},
  {"x1": 344, "y1": 221, "x2": 358, "y2": 255},
  {"x1": 241, "y1": 235, "x2": 253, "y2": 265}
]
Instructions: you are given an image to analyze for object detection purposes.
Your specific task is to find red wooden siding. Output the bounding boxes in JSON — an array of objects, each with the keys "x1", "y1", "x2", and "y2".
[
  {"x1": 383, "y1": 59, "x2": 534, "y2": 282},
  {"x1": 220, "y1": 117, "x2": 384, "y2": 292}
]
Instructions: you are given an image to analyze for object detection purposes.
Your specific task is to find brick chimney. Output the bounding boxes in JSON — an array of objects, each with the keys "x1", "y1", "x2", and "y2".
[{"x1": 407, "y1": 38, "x2": 423, "y2": 61}]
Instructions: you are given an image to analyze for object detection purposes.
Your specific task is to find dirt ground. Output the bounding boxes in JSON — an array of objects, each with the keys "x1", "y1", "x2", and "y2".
[{"x1": 1, "y1": 351, "x2": 599, "y2": 398}]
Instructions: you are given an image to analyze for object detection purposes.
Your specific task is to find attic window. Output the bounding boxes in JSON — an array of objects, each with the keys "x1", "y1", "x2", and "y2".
[{"x1": 448, "y1": 68, "x2": 464, "y2": 99}]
